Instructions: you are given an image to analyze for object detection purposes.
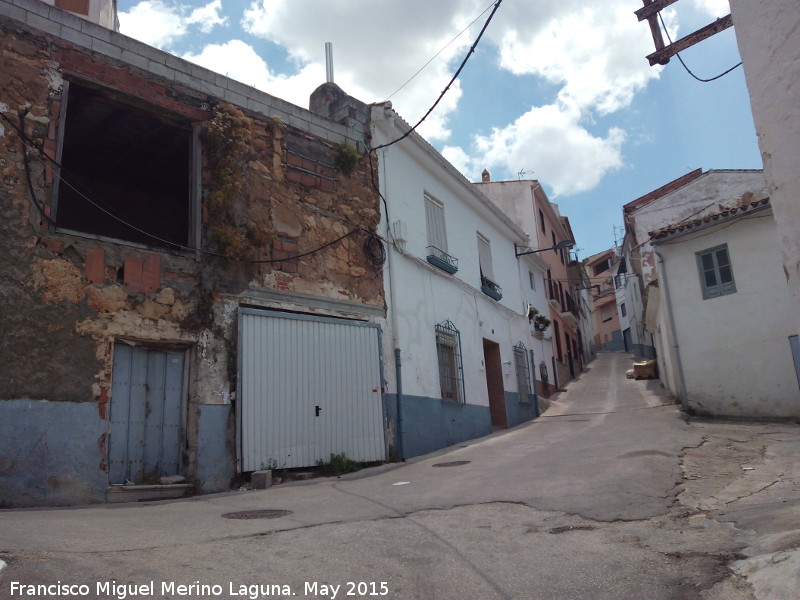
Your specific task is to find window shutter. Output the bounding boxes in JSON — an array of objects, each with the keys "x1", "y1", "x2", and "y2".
[
  {"x1": 477, "y1": 234, "x2": 494, "y2": 281},
  {"x1": 425, "y1": 196, "x2": 447, "y2": 253}
]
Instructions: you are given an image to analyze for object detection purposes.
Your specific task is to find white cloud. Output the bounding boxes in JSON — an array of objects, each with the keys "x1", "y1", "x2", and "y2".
[
  {"x1": 492, "y1": 4, "x2": 660, "y2": 115},
  {"x1": 119, "y1": 0, "x2": 227, "y2": 49},
  {"x1": 118, "y1": 1, "x2": 186, "y2": 48},
  {"x1": 181, "y1": 40, "x2": 324, "y2": 108},
  {"x1": 446, "y1": 104, "x2": 626, "y2": 197},
  {"x1": 691, "y1": 0, "x2": 730, "y2": 18},
  {"x1": 186, "y1": 0, "x2": 228, "y2": 34}
]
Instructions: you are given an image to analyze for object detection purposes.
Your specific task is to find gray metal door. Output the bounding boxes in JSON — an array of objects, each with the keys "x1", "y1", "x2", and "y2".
[
  {"x1": 109, "y1": 344, "x2": 185, "y2": 484},
  {"x1": 238, "y1": 309, "x2": 386, "y2": 471}
]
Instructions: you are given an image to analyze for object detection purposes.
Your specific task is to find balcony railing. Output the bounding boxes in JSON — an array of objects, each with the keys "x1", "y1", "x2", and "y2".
[
  {"x1": 481, "y1": 276, "x2": 503, "y2": 301},
  {"x1": 426, "y1": 245, "x2": 459, "y2": 274}
]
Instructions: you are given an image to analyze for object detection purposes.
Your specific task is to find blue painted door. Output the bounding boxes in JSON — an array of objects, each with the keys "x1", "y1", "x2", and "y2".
[{"x1": 109, "y1": 344, "x2": 185, "y2": 484}]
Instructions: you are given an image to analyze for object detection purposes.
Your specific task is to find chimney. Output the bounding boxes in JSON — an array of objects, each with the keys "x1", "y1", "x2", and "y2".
[
  {"x1": 309, "y1": 43, "x2": 369, "y2": 148},
  {"x1": 482, "y1": 169, "x2": 491, "y2": 183}
]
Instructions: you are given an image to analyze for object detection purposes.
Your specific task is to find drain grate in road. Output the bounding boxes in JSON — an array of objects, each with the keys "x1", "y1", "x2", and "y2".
[
  {"x1": 432, "y1": 460, "x2": 471, "y2": 468},
  {"x1": 221, "y1": 509, "x2": 293, "y2": 520}
]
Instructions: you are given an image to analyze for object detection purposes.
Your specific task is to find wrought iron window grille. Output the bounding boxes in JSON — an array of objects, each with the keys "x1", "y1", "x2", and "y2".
[
  {"x1": 514, "y1": 342, "x2": 533, "y2": 403},
  {"x1": 435, "y1": 320, "x2": 465, "y2": 403}
]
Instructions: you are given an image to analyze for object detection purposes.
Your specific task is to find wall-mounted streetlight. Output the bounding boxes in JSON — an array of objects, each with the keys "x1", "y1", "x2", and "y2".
[{"x1": 514, "y1": 239, "x2": 574, "y2": 258}]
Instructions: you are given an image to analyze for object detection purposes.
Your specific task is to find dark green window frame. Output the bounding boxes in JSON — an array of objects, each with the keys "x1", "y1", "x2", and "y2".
[{"x1": 697, "y1": 244, "x2": 736, "y2": 299}]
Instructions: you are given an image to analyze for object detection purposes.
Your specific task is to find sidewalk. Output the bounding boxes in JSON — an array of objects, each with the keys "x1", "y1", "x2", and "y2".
[{"x1": 678, "y1": 417, "x2": 800, "y2": 600}]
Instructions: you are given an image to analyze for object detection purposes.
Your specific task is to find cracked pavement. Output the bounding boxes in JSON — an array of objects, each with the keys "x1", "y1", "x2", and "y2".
[{"x1": 0, "y1": 352, "x2": 798, "y2": 600}]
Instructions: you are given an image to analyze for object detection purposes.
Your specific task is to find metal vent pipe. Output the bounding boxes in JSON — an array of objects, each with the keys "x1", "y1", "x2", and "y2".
[{"x1": 325, "y1": 42, "x2": 334, "y2": 83}]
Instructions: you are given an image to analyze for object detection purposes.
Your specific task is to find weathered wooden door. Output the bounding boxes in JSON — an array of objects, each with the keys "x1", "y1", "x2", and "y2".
[{"x1": 108, "y1": 344, "x2": 185, "y2": 484}]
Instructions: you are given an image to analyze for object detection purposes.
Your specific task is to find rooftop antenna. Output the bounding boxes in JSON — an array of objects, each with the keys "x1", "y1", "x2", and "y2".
[
  {"x1": 325, "y1": 42, "x2": 334, "y2": 83},
  {"x1": 518, "y1": 169, "x2": 534, "y2": 179}
]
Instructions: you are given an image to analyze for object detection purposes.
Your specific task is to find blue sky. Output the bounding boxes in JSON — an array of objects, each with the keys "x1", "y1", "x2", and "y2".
[{"x1": 116, "y1": 0, "x2": 761, "y2": 258}]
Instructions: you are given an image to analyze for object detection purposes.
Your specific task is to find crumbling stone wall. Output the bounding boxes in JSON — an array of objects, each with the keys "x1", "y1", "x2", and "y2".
[{"x1": 0, "y1": 14, "x2": 383, "y2": 506}]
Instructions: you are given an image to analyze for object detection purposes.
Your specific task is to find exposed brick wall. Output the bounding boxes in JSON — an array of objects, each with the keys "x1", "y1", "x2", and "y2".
[{"x1": 55, "y1": 46, "x2": 209, "y2": 121}]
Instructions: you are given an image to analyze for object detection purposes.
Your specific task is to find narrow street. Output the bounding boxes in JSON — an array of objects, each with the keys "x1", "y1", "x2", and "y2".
[{"x1": 1, "y1": 353, "x2": 797, "y2": 600}]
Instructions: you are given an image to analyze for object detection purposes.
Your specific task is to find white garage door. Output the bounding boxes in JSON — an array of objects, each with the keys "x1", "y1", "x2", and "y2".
[{"x1": 238, "y1": 308, "x2": 386, "y2": 470}]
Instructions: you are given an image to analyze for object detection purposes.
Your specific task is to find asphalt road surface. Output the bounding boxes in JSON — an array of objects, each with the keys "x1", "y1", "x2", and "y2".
[{"x1": 0, "y1": 353, "x2": 773, "y2": 600}]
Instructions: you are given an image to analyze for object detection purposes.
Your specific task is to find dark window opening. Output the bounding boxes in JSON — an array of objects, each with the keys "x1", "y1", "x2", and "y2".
[
  {"x1": 55, "y1": 82, "x2": 193, "y2": 249},
  {"x1": 539, "y1": 209, "x2": 546, "y2": 233},
  {"x1": 593, "y1": 259, "x2": 610, "y2": 276}
]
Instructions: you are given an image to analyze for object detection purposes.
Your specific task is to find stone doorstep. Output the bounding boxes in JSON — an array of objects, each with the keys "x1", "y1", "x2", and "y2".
[{"x1": 106, "y1": 483, "x2": 193, "y2": 503}]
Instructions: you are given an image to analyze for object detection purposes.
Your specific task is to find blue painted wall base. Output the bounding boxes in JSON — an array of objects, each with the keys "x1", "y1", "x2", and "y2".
[
  {"x1": 385, "y1": 394, "x2": 493, "y2": 459},
  {"x1": 504, "y1": 391, "x2": 539, "y2": 428},
  {"x1": 0, "y1": 399, "x2": 108, "y2": 507},
  {"x1": 196, "y1": 403, "x2": 236, "y2": 493}
]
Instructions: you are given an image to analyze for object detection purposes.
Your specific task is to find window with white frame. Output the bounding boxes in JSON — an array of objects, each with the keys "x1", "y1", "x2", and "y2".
[
  {"x1": 435, "y1": 320, "x2": 465, "y2": 403},
  {"x1": 513, "y1": 343, "x2": 532, "y2": 403},
  {"x1": 529, "y1": 270, "x2": 536, "y2": 290},
  {"x1": 697, "y1": 244, "x2": 736, "y2": 299}
]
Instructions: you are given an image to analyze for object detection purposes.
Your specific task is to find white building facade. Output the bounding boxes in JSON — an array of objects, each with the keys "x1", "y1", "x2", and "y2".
[
  {"x1": 371, "y1": 105, "x2": 548, "y2": 459},
  {"x1": 730, "y1": 0, "x2": 800, "y2": 344},
  {"x1": 622, "y1": 170, "x2": 768, "y2": 368},
  {"x1": 650, "y1": 197, "x2": 800, "y2": 417}
]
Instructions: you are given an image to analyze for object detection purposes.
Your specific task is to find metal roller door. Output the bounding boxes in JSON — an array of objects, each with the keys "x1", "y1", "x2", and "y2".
[{"x1": 238, "y1": 309, "x2": 386, "y2": 471}]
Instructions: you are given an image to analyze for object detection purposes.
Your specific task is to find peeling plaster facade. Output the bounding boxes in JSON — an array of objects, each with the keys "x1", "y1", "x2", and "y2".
[{"x1": 0, "y1": 0, "x2": 383, "y2": 506}]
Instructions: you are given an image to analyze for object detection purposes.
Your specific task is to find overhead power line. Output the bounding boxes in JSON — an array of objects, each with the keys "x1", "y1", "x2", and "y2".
[
  {"x1": 372, "y1": 0, "x2": 504, "y2": 151},
  {"x1": 658, "y1": 12, "x2": 742, "y2": 82},
  {"x1": 383, "y1": 0, "x2": 498, "y2": 102}
]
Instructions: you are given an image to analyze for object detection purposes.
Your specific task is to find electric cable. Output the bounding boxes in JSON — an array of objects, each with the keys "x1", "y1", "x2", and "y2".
[
  {"x1": 383, "y1": 0, "x2": 498, "y2": 102},
  {"x1": 372, "y1": 0, "x2": 503, "y2": 151},
  {"x1": 363, "y1": 233, "x2": 387, "y2": 267},
  {"x1": 1, "y1": 110, "x2": 370, "y2": 265},
  {"x1": 658, "y1": 12, "x2": 742, "y2": 82}
]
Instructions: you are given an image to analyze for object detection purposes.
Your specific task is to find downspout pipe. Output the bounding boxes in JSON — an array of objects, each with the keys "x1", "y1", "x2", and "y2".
[
  {"x1": 655, "y1": 248, "x2": 689, "y2": 411},
  {"x1": 379, "y1": 142, "x2": 405, "y2": 461},
  {"x1": 394, "y1": 348, "x2": 405, "y2": 461}
]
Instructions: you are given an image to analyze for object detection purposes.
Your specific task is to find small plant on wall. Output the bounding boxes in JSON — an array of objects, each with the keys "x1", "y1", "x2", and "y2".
[{"x1": 335, "y1": 143, "x2": 359, "y2": 176}]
